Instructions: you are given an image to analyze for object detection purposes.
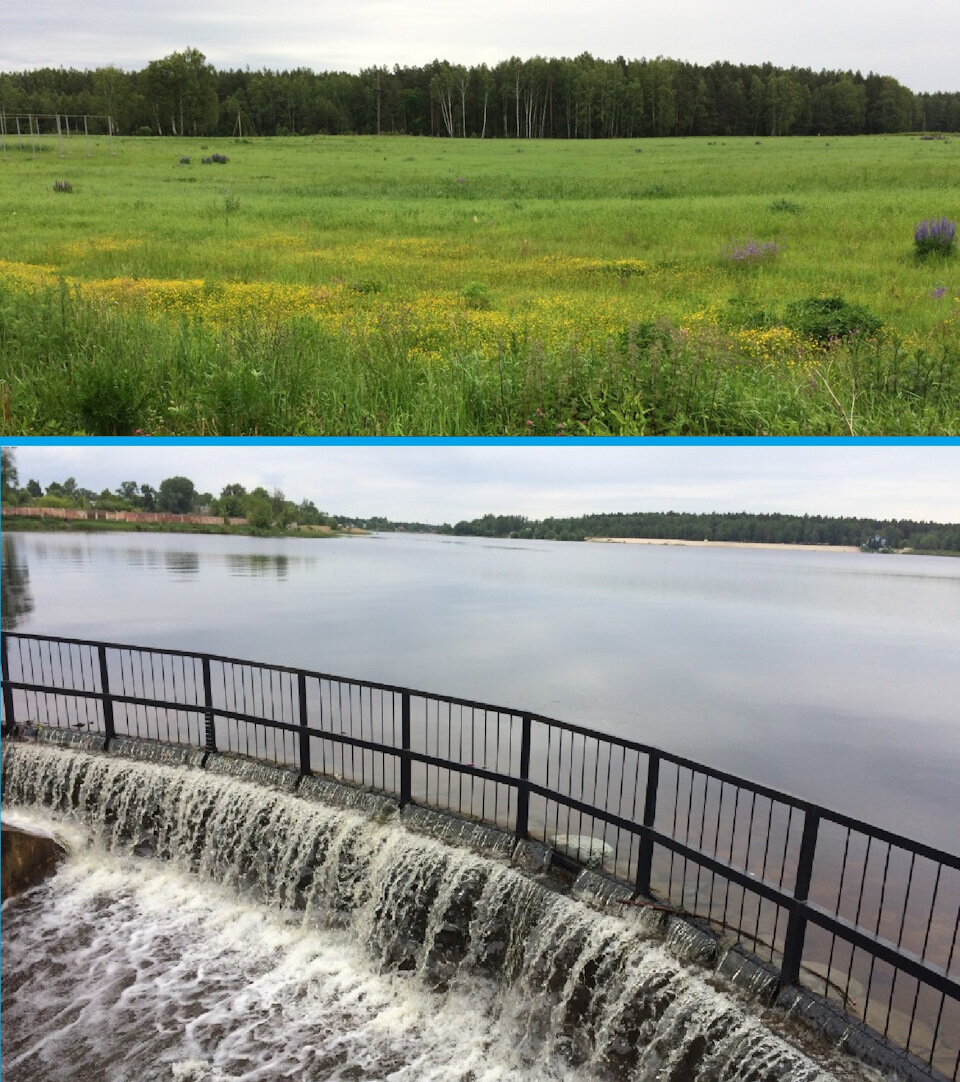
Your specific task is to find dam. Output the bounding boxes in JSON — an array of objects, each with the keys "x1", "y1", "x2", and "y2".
[{"x1": 2, "y1": 631, "x2": 959, "y2": 1082}]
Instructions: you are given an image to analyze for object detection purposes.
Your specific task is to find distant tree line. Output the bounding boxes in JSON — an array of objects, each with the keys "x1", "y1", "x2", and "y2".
[
  {"x1": 2, "y1": 454, "x2": 957, "y2": 552},
  {"x1": 0, "y1": 456, "x2": 331, "y2": 532},
  {"x1": 2, "y1": 48, "x2": 958, "y2": 138},
  {"x1": 450, "y1": 510, "x2": 960, "y2": 552}
]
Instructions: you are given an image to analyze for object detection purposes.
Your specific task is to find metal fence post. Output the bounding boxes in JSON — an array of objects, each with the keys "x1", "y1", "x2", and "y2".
[
  {"x1": 1, "y1": 634, "x2": 15, "y2": 736},
  {"x1": 97, "y1": 644, "x2": 116, "y2": 746},
  {"x1": 635, "y1": 751, "x2": 660, "y2": 896},
  {"x1": 201, "y1": 657, "x2": 217, "y2": 752},
  {"x1": 515, "y1": 713, "x2": 532, "y2": 841},
  {"x1": 781, "y1": 809, "x2": 820, "y2": 987},
  {"x1": 298, "y1": 672, "x2": 311, "y2": 776},
  {"x1": 399, "y1": 691, "x2": 411, "y2": 808}
]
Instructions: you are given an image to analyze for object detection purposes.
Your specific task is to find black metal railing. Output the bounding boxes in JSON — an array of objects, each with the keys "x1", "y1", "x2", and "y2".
[{"x1": 2, "y1": 631, "x2": 958, "y2": 1080}]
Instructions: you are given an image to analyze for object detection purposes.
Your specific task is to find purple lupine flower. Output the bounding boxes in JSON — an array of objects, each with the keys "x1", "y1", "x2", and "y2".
[
  {"x1": 722, "y1": 239, "x2": 781, "y2": 265},
  {"x1": 914, "y1": 218, "x2": 957, "y2": 256}
]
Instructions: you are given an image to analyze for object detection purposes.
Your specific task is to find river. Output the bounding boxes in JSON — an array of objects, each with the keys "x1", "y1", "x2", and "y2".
[{"x1": 3, "y1": 528, "x2": 959, "y2": 853}]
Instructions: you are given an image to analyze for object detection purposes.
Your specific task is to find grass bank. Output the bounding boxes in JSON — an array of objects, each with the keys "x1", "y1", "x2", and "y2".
[{"x1": 0, "y1": 517, "x2": 353, "y2": 539}]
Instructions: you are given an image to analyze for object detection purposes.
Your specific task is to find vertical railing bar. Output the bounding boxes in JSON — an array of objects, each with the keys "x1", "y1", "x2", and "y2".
[
  {"x1": 853, "y1": 835, "x2": 874, "y2": 927},
  {"x1": 693, "y1": 773, "x2": 710, "y2": 910},
  {"x1": 779, "y1": 805, "x2": 794, "y2": 890},
  {"x1": 780, "y1": 808, "x2": 819, "y2": 987},
  {"x1": 683, "y1": 768, "x2": 696, "y2": 910},
  {"x1": 721, "y1": 785, "x2": 740, "y2": 927},
  {"x1": 1, "y1": 633, "x2": 16, "y2": 735},
  {"x1": 351, "y1": 684, "x2": 359, "y2": 784},
  {"x1": 611, "y1": 745, "x2": 624, "y2": 877},
  {"x1": 97, "y1": 644, "x2": 116, "y2": 746},
  {"x1": 13, "y1": 637, "x2": 25, "y2": 724},
  {"x1": 667, "y1": 764, "x2": 680, "y2": 900},
  {"x1": 707, "y1": 781, "x2": 725, "y2": 920},
  {"x1": 905, "y1": 862, "x2": 941, "y2": 1052},
  {"x1": 553, "y1": 730, "x2": 564, "y2": 843},
  {"x1": 161, "y1": 652, "x2": 172, "y2": 741},
  {"x1": 137, "y1": 649, "x2": 148, "y2": 738},
  {"x1": 883, "y1": 965, "x2": 900, "y2": 1040},
  {"x1": 515, "y1": 713, "x2": 532, "y2": 841},
  {"x1": 482, "y1": 709, "x2": 490, "y2": 823},
  {"x1": 635, "y1": 751, "x2": 659, "y2": 897},
  {"x1": 591, "y1": 732, "x2": 602, "y2": 811},
  {"x1": 298, "y1": 672, "x2": 310, "y2": 776},
  {"x1": 457, "y1": 703, "x2": 464, "y2": 816},
  {"x1": 170, "y1": 654, "x2": 180, "y2": 742},
  {"x1": 77, "y1": 643, "x2": 90, "y2": 727},
  {"x1": 202, "y1": 656, "x2": 216, "y2": 752},
  {"x1": 319, "y1": 680, "x2": 329, "y2": 777},
  {"x1": 469, "y1": 705, "x2": 477, "y2": 824},
  {"x1": 52, "y1": 640, "x2": 66, "y2": 727},
  {"x1": 336, "y1": 680, "x2": 345, "y2": 782},
  {"x1": 760, "y1": 796, "x2": 774, "y2": 883},
  {"x1": 399, "y1": 691, "x2": 411, "y2": 808},
  {"x1": 494, "y1": 710, "x2": 502, "y2": 826},
  {"x1": 895, "y1": 852, "x2": 917, "y2": 950}
]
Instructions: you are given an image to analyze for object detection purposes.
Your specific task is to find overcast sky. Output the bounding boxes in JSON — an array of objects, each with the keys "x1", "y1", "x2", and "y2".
[
  {"x1": 4, "y1": 0, "x2": 959, "y2": 94},
  {"x1": 5, "y1": 443, "x2": 959, "y2": 524}
]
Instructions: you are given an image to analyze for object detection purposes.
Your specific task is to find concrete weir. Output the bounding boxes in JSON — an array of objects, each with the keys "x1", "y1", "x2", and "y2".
[{"x1": 0, "y1": 731, "x2": 934, "y2": 1082}]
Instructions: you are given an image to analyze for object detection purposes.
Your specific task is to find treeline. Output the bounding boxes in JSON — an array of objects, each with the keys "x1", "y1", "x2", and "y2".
[
  {"x1": 450, "y1": 511, "x2": 960, "y2": 551},
  {"x1": 2, "y1": 48, "x2": 959, "y2": 139},
  {"x1": 0, "y1": 456, "x2": 331, "y2": 531}
]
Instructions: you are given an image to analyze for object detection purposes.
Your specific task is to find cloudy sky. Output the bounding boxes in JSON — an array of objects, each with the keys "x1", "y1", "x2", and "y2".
[
  {"x1": 5, "y1": 443, "x2": 960, "y2": 524},
  {"x1": 5, "y1": 0, "x2": 959, "y2": 93}
]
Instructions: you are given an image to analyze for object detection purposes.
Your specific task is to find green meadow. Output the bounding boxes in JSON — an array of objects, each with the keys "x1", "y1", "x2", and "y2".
[{"x1": 0, "y1": 133, "x2": 957, "y2": 434}]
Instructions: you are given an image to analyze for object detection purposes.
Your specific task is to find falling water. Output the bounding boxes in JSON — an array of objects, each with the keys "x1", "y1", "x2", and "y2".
[{"x1": 1, "y1": 741, "x2": 877, "y2": 1082}]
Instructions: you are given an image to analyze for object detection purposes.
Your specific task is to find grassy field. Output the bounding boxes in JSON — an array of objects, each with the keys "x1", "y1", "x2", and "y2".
[{"x1": 0, "y1": 133, "x2": 957, "y2": 435}]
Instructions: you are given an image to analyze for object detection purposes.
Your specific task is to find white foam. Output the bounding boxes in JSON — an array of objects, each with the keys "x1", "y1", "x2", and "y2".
[{"x1": 2, "y1": 745, "x2": 874, "y2": 1082}]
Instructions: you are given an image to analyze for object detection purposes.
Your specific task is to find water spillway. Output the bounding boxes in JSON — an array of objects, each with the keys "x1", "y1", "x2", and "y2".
[{"x1": 1, "y1": 740, "x2": 877, "y2": 1082}]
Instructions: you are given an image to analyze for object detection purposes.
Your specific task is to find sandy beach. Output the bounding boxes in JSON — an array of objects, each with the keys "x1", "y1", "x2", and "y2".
[{"x1": 585, "y1": 537, "x2": 861, "y2": 553}]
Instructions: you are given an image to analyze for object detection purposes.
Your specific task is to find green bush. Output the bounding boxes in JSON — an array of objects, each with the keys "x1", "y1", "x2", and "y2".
[
  {"x1": 783, "y1": 296, "x2": 882, "y2": 344},
  {"x1": 460, "y1": 282, "x2": 491, "y2": 310}
]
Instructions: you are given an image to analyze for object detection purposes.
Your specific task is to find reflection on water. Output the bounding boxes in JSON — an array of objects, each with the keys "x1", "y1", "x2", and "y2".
[
  {"x1": 1, "y1": 535, "x2": 34, "y2": 630},
  {"x1": 164, "y1": 551, "x2": 199, "y2": 576},
  {"x1": 226, "y1": 553, "x2": 290, "y2": 578},
  {"x1": 5, "y1": 529, "x2": 960, "y2": 851}
]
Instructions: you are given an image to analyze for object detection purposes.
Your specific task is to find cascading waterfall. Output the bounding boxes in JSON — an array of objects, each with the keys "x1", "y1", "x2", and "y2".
[{"x1": 1, "y1": 741, "x2": 871, "y2": 1082}]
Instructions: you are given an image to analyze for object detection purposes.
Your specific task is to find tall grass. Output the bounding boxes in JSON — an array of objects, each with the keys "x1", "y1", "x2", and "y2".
[
  {"x1": 1, "y1": 133, "x2": 958, "y2": 434},
  {"x1": 2, "y1": 279, "x2": 958, "y2": 435}
]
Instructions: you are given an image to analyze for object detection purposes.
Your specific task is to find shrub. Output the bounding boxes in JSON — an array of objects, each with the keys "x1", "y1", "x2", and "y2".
[
  {"x1": 914, "y1": 218, "x2": 957, "y2": 258},
  {"x1": 201, "y1": 153, "x2": 229, "y2": 165},
  {"x1": 349, "y1": 278, "x2": 382, "y2": 295},
  {"x1": 461, "y1": 282, "x2": 491, "y2": 310},
  {"x1": 52, "y1": 180, "x2": 73, "y2": 193},
  {"x1": 179, "y1": 156, "x2": 191, "y2": 165},
  {"x1": 783, "y1": 296, "x2": 882, "y2": 344},
  {"x1": 72, "y1": 361, "x2": 147, "y2": 435}
]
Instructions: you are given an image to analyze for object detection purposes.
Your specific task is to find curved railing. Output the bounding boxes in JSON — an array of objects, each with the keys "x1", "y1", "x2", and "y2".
[{"x1": 2, "y1": 630, "x2": 958, "y2": 1080}]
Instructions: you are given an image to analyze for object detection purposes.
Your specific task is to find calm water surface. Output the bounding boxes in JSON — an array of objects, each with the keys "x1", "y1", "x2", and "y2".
[{"x1": 4, "y1": 530, "x2": 959, "y2": 851}]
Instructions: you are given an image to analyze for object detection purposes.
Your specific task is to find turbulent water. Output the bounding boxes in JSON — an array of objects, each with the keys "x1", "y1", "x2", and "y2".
[{"x1": 1, "y1": 742, "x2": 874, "y2": 1082}]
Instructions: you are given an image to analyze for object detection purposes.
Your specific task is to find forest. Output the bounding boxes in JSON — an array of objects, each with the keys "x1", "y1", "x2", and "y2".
[
  {"x1": 2, "y1": 48, "x2": 959, "y2": 139},
  {"x1": 449, "y1": 510, "x2": 960, "y2": 551}
]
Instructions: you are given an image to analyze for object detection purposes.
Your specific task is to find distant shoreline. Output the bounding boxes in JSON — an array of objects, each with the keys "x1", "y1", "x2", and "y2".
[
  {"x1": 585, "y1": 537, "x2": 861, "y2": 553},
  {"x1": 0, "y1": 516, "x2": 364, "y2": 540}
]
